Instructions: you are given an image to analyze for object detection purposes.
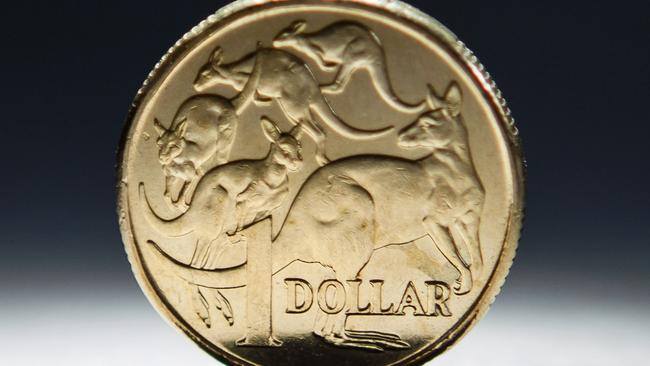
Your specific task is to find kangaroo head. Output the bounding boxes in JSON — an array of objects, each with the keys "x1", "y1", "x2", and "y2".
[
  {"x1": 155, "y1": 118, "x2": 188, "y2": 165},
  {"x1": 272, "y1": 20, "x2": 307, "y2": 49},
  {"x1": 398, "y1": 83, "x2": 464, "y2": 150},
  {"x1": 194, "y1": 47, "x2": 227, "y2": 90},
  {"x1": 261, "y1": 117, "x2": 303, "y2": 172}
]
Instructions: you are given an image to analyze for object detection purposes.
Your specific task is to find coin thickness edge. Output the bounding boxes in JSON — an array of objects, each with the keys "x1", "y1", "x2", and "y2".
[{"x1": 117, "y1": 1, "x2": 525, "y2": 365}]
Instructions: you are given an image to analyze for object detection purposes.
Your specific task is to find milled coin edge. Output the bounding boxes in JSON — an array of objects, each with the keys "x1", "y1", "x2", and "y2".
[
  {"x1": 380, "y1": 3, "x2": 525, "y2": 364},
  {"x1": 115, "y1": 1, "x2": 525, "y2": 365}
]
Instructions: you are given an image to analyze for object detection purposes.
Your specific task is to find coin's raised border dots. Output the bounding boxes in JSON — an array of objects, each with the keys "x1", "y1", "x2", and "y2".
[
  {"x1": 400, "y1": 37, "x2": 524, "y2": 366},
  {"x1": 457, "y1": 41, "x2": 520, "y2": 144},
  {"x1": 118, "y1": 1, "x2": 524, "y2": 365}
]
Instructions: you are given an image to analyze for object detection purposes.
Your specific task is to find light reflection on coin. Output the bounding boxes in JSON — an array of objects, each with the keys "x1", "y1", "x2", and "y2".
[{"x1": 117, "y1": 1, "x2": 524, "y2": 364}]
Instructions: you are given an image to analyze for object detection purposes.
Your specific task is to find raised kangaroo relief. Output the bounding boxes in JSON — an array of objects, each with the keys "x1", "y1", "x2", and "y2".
[
  {"x1": 140, "y1": 81, "x2": 486, "y2": 351},
  {"x1": 145, "y1": 116, "x2": 303, "y2": 329},
  {"x1": 144, "y1": 117, "x2": 303, "y2": 270},
  {"x1": 194, "y1": 46, "x2": 393, "y2": 166},
  {"x1": 273, "y1": 21, "x2": 429, "y2": 114},
  {"x1": 153, "y1": 95, "x2": 237, "y2": 208}
]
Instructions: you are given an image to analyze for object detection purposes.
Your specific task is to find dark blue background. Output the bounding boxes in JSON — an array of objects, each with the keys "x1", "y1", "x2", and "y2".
[{"x1": 0, "y1": 1, "x2": 648, "y2": 363}]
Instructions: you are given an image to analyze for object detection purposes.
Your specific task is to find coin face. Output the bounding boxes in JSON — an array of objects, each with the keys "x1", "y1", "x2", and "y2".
[{"x1": 117, "y1": 0, "x2": 524, "y2": 364}]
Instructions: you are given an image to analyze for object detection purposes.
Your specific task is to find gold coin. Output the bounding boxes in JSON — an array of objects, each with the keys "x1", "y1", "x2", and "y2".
[{"x1": 117, "y1": 0, "x2": 524, "y2": 364}]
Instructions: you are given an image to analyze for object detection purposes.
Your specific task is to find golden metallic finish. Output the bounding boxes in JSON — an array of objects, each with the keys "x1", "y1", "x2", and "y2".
[{"x1": 117, "y1": 1, "x2": 524, "y2": 364}]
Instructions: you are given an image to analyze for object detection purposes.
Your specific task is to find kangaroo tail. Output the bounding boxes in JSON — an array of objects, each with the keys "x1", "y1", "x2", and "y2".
[
  {"x1": 311, "y1": 99, "x2": 394, "y2": 140},
  {"x1": 147, "y1": 240, "x2": 247, "y2": 289},
  {"x1": 138, "y1": 183, "x2": 193, "y2": 238},
  {"x1": 369, "y1": 65, "x2": 428, "y2": 115}
]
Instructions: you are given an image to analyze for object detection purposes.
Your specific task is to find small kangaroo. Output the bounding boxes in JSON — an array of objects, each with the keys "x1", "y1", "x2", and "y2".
[
  {"x1": 144, "y1": 117, "x2": 303, "y2": 270},
  {"x1": 273, "y1": 21, "x2": 428, "y2": 114},
  {"x1": 154, "y1": 95, "x2": 237, "y2": 208},
  {"x1": 194, "y1": 46, "x2": 392, "y2": 166},
  {"x1": 140, "y1": 82, "x2": 485, "y2": 351}
]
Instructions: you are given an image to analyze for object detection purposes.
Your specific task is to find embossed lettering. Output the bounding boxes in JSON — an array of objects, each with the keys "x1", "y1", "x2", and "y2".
[
  {"x1": 368, "y1": 279, "x2": 395, "y2": 314},
  {"x1": 346, "y1": 280, "x2": 371, "y2": 314},
  {"x1": 285, "y1": 278, "x2": 314, "y2": 313},
  {"x1": 425, "y1": 281, "x2": 452, "y2": 317},
  {"x1": 141, "y1": 19, "x2": 485, "y2": 353},
  {"x1": 282, "y1": 278, "x2": 452, "y2": 318},
  {"x1": 395, "y1": 281, "x2": 426, "y2": 316},
  {"x1": 317, "y1": 279, "x2": 346, "y2": 314}
]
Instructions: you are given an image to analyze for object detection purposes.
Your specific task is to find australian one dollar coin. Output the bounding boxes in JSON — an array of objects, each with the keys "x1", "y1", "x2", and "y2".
[{"x1": 117, "y1": 0, "x2": 524, "y2": 364}]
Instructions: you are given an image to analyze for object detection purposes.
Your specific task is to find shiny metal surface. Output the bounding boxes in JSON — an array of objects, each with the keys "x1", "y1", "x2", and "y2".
[{"x1": 117, "y1": 1, "x2": 524, "y2": 364}]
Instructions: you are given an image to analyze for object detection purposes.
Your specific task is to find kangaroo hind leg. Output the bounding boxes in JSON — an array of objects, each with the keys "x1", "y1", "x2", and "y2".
[
  {"x1": 190, "y1": 238, "x2": 211, "y2": 268},
  {"x1": 310, "y1": 43, "x2": 339, "y2": 71},
  {"x1": 458, "y1": 212, "x2": 483, "y2": 277},
  {"x1": 424, "y1": 216, "x2": 473, "y2": 295},
  {"x1": 303, "y1": 114, "x2": 329, "y2": 166},
  {"x1": 314, "y1": 271, "x2": 409, "y2": 352},
  {"x1": 322, "y1": 59, "x2": 360, "y2": 94}
]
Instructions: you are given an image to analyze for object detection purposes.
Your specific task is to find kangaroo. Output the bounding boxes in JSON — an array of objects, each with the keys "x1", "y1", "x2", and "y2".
[
  {"x1": 273, "y1": 20, "x2": 428, "y2": 114},
  {"x1": 144, "y1": 117, "x2": 302, "y2": 329},
  {"x1": 194, "y1": 46, "x2": 393, "y2": 166},
  {"x1": 145, "y1": 117, "x2": 303, "y2": 270},
  {"x1": 139, "y1": 82, "x2": 484, "y2": 351},
  {"x1": 154, "y1": 95, "x2": 237, "y2": 208}
]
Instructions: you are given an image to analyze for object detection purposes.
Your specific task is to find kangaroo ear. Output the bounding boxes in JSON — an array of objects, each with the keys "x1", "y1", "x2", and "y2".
[
  {"x1": 153, "y1": 118, "x2": 167, "y2": 136},
  {"x1": 444, "y1": 82, "x2": 462, "y2": 117},
  {"x1": 291, "y1": 20, "x2": 307, "y2": 34},
  {"x1": 426, "y1": 82, "x2": 462, "y2": 117},
  {"x1": 261, "y1": 117, "x2": 281, "y2": 142},
  {"x1": 174, "y1": 118, "x2": 189, "y2": 138},
  {"x1": 209, "y1": 47, "x2": 223, "y2": 66},
  {"x1": 426, "y1": 84, "x2": 444, "y2": 111},
  {"x1": 289, "y1": 123, "x2": 303, "y2": 140},
  {"x1": 217, "y1": 122, "x2": 233, "y2": 135},
  {"x1": 421, "y1": 114, "x2": 443, "y2": 126}
]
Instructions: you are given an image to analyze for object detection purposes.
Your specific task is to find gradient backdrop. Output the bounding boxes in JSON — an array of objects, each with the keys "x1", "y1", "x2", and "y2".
[{"x1": 0, "y1": 1, "x2": 648, "y2": 365}]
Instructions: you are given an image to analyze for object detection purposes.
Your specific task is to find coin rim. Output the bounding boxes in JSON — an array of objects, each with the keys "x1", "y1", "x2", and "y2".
[{"x1": 116, "y1": 1, "x2": 525, "y2": 365}]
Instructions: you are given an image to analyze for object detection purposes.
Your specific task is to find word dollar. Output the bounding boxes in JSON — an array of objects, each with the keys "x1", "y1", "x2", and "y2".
[{"x1": 285, "y1": 279, "x2": 453, "y2": 316}]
